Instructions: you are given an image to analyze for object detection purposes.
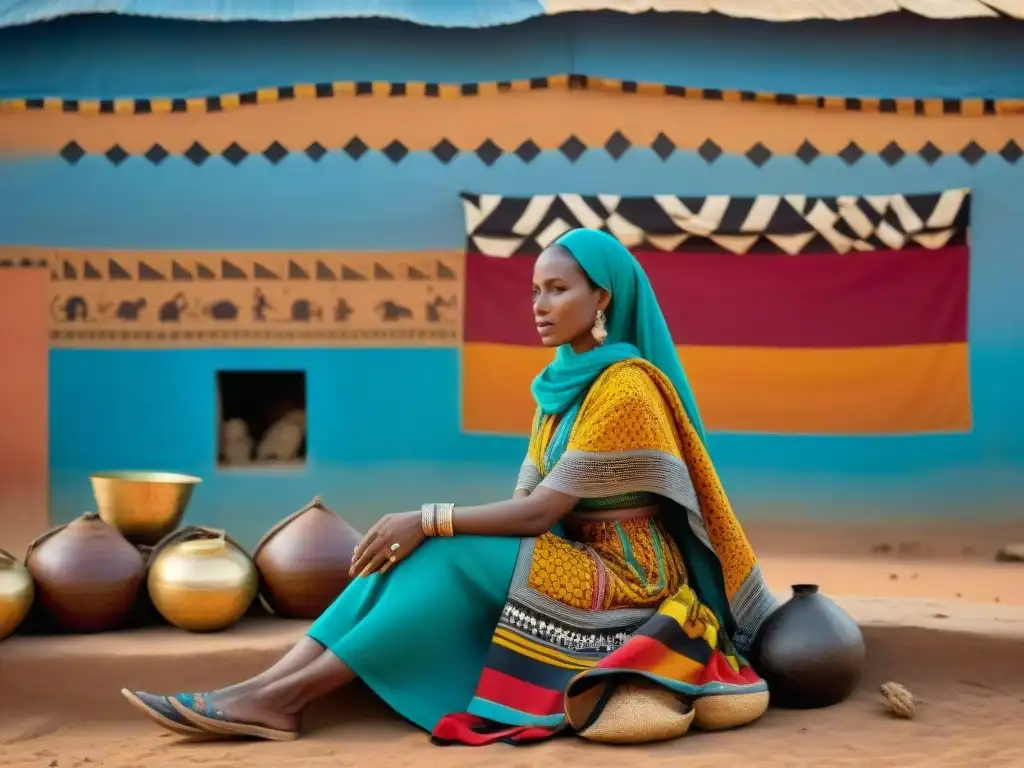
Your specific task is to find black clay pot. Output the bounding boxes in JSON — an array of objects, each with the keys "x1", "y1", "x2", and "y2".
[{"x1": 751, "y1": 584, "x2": 865, "y2": 709}]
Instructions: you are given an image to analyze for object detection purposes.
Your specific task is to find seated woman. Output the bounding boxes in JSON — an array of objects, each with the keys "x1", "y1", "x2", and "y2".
[{"x1": 122, "y1": 228, "x2": 777, "y2": 746}]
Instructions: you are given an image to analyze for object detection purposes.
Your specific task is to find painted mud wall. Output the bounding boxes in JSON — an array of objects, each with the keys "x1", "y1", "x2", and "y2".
[
  {"x1": 1, "y1": 13, "x2": 1023, "y2": 547},
  {"x1": 0, "y1": 267, "x2": 49, "y2": 553}
]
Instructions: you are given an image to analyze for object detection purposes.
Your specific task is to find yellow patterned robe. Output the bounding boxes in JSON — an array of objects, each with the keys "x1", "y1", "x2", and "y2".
[{"x1": 434, "y1": 359, "x2": 777, "y2": 745}]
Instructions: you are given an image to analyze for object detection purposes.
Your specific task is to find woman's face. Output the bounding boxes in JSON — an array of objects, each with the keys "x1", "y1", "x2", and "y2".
[{"x1": 532, "y1": 244, "x2": 608, "y2": 351}]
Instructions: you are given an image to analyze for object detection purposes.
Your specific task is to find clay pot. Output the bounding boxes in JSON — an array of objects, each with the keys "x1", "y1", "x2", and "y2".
[
  {"x1": 148, "y1": 526, "x2": 258, "y2": 632},
  {"x1": 0, "y1": 548, "x2": 34, "y2": 640},
  {"x1": 751, "y1": 584, "x2": 866, "y2": 709},
  {"x1": 253, "y1": 497, "x2": 362, "y2": 619},
  {"x1": 25, "y1": 512, "x2": 145, "y2": 633}
]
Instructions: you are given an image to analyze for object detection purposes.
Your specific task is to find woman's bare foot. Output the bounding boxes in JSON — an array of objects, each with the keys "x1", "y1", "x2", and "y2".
[
  {"x1": 173, "y1": 647, "x2": 354, "y2": 738},
  {"x1": 196, "y1": 637, "x2": 328, "y2": 703},
  {"x1": 206, "y1": 691, "x2": 301, "y2": 733}
]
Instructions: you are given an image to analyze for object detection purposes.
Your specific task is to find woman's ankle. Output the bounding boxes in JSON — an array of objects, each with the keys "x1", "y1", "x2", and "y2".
[{"x1": 212, "y1": 679, "x2": 260, "y2": 698}]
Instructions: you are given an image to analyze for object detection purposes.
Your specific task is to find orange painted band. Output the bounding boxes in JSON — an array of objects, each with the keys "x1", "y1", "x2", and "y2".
[{"x1": 1, "y1": 90, "x2": 1021, "y2": 158}]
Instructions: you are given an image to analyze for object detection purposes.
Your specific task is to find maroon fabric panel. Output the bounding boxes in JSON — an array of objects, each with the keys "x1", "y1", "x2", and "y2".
[{"x1": 464, "y1": 246, "x2": 968, "y2": 348}]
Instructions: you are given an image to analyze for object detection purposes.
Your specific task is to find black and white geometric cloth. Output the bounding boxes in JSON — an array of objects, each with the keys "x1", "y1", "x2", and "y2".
[{"x1": 461, "y1": 189, "x2": 971, "y2": 256}]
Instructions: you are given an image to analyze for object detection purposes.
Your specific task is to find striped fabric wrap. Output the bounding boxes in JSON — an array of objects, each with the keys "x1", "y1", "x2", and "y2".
[{"x1": 432, "y1": 359, "x2": 777, "y2": 746}]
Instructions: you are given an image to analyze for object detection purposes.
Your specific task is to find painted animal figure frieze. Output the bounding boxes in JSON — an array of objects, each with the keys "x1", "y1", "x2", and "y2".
[{"x1": 38, "y1": 250, "x2": 464, "y2": 348}]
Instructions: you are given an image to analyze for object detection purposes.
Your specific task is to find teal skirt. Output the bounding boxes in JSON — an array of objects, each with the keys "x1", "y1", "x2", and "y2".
[{"x1": 307, "y1": 535, "x2": 520, "y2": 731}]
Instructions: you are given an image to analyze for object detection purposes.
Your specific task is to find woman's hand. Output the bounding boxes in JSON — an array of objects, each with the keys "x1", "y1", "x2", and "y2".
[{"x1": 349, "y1": 510, "x2": 426, "y2": 578}]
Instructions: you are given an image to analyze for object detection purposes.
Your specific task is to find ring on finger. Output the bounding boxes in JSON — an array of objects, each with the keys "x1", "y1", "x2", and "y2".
[
  {"x1": 390, "y1": 542, "x2": 400, "y2": 553},
  {"x1": 388, "y1": 555, "x2": 397, "y2": 563}
]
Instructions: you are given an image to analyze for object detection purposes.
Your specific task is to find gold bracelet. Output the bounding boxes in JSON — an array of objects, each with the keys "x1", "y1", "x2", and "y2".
[
  {"x1": 420, "y1": 503, "x2": 437, "y2": 537},
  {"x1": 437, "y1": 502, "x2": 455, "y2": 538}
]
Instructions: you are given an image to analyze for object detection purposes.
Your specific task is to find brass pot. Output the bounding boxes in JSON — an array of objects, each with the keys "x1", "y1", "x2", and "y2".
[
  {"x1": 148, "y1": 526, "x2": 257, "y2": 632},
  {"x1": 253, "y1": 497, "x2": 362, "y2": 619},
  {"x1": 90, "y1": 471, "x2": 202, "y2": 547},
  {"x1": 26, "y1": 512, "x2": 145, "y2": 633},
  {"x1": 0, "y1": 548, "x2": 34, "y2": 641}
]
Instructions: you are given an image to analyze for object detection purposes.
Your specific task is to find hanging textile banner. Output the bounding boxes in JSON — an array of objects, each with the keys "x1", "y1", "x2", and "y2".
[{"x1": 460, "y1": 189, "x2": 972, "y2": 435}]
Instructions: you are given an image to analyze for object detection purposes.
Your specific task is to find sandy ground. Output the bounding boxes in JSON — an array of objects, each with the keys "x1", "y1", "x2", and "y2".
[{"x1": 1, "y1": 520, "x2": 1023, "y2": 767}]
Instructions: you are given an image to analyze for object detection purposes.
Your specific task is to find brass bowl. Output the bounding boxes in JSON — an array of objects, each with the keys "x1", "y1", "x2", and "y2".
[{"x1": 90, "y1": 471, "x2": 202, "y2": 546}]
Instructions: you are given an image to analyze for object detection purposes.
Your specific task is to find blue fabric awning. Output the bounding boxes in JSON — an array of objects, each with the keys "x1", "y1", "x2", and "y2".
[
  {"x1": 2, "y1": 0, "x2": 1016, "y2": 29},
  {"x1": 0, "y1": 0, "x2": 546, "y2": 29}
]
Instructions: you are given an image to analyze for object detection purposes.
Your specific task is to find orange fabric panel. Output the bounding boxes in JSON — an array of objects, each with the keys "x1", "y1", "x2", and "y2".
[
  {"x1": 461, "y1": 343, "x2": 553, "y2": 434},
  {"x1": 461, "y1": 342, "x2": 971, "y2": 436}
]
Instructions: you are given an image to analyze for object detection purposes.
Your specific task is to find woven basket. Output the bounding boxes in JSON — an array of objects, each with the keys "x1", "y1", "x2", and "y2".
[
  {"x1": 693, "y1": 690, "x2": 770, "y2": 731},
  {"x1": 578, "y1": 682, "x2": 695, "y2": 744}
]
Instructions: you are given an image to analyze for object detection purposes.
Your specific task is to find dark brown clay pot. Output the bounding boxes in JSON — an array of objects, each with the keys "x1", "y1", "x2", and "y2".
[
  {"x1": 25, "y1": 512, "x2": 146, "y2": 633},
  {"x1": 751, "y1": 584, "x2": 866, "y2": 709},
  {"x1": 253, "y1": 497, "x2": 362, "y2": 619}
]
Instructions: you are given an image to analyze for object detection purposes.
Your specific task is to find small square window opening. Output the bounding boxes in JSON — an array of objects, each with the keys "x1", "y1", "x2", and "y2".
[{"x1": 217, "y1": 370, "x2": 307, "y2": 467}]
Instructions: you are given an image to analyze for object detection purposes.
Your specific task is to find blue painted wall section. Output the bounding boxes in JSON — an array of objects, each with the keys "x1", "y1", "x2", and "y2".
[{"x1": 1, "y1": 14, "x2": 1022, "y2": 544}]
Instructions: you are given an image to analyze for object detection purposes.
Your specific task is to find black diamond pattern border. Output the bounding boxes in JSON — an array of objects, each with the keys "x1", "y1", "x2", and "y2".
[
  {"x1": 795, "y1": 140, "x2": 820, "y2": 164},
  {"x1": 222, "y1": 142, "x2": 248, "y2": 165},
  {"x1": 919, "y1": 141, "x2": 943, "y2": 165},
  {"x1": 515, "y1": 140, "x2": 540, "y2": 162},
  {"x1": 263, "y1": 141, "x2": 289, "y2": 164},
  {"x1": 52, "y1": 138, "x2": 1020, "y2": 166},
  {"x1": 305, "y1": 141, "x2": 327, "y2": 161},
  {"x1": 104, "y1": 145, "x2": 129, "y2": 166},
  {"x1": 605, "y1": 131, "x2": 631, "y2": 160},
  {"x1": 838, "y1": 142, "x2": 865, "y2": 165},
  {"x1": 652, "y1": 133, "x2": 675, "y2": 160},
  {"x1": 475, "y1": 139, "x2": 503, "y2": 166},
  {"x1": 879, "y1": 141, "x2": 905, "y2": 166},
  {"x1": 1000, "y1": 140, "x2": 1023, "y2": 164},
  {"x1": 144, "y1": 143, "x2": 169, "y2": 165},
  {"x1": 60, "y1": 141, "x2": 85, "y2": 164},
  {"x1": 745, "y1": 142, "x2": 772, "y2": 167},
  {"x1": 559, "y1": 135, "x2": 587, "y2": 162},
  {"x1": 184, "y1": 142, "x2": 210, "y2": 165},
  {"x1": 432, "y1": 139, "x2": 458, "y2": 164},
  {"x1": 698, "y1": 139, "x2": 722, "y2": 163}
]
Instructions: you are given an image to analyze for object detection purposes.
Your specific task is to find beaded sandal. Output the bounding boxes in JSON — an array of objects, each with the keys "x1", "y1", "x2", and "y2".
[{"x1": 120, "y1": 689, "x2": 209, "y2": 737}]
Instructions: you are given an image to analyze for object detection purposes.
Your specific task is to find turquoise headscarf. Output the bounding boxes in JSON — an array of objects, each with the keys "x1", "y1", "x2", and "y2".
[{"x1": 530, "y1": 228, "x2": 707, "y2": 443}]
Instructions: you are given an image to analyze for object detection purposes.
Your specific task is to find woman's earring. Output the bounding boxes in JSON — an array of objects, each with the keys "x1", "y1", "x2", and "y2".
[{"x1": 592, "y1": 309, "x2": 608, "y2": 344}]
